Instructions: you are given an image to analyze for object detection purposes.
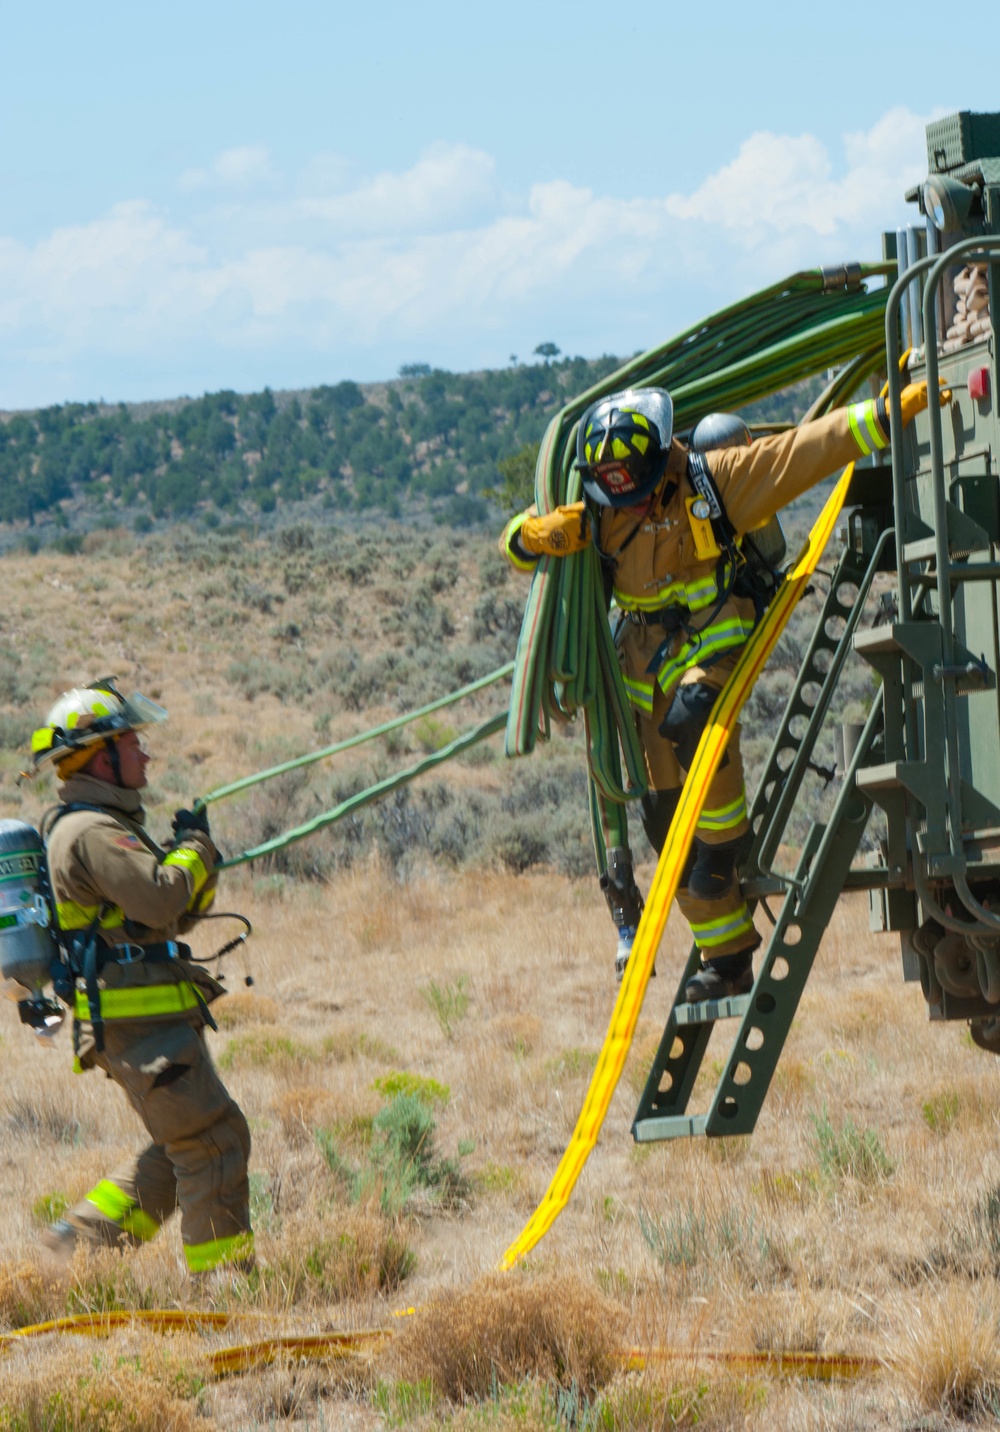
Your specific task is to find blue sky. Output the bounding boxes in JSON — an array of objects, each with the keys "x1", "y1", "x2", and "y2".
[{"x1": 0, "y1": 0, "x2": 988, "y2": 409}]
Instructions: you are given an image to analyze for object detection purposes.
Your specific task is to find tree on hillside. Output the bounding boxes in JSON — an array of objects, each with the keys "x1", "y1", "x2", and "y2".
[
  {"x1": 484, "y1": 442, "x2": 540, "y2": 514},
  {"x1": 533, "y1": 342, "x2": 560, "y2": 362}
]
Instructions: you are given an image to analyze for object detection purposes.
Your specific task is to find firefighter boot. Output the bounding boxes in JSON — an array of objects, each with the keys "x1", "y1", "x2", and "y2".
[
  {"x1": 600, "y1": 847, "x2": 645, "y2": 983},
  {"x1": 684, "y1": 949, "x2": 756, "y2": 1002}
]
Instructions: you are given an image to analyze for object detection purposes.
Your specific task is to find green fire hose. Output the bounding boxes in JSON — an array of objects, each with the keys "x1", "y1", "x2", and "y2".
[{"x1": 194, "y1": 663, "x2": 515, "y2": 868}]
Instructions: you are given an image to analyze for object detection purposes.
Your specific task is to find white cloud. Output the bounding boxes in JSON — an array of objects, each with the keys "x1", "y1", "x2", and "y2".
[
  {"x1": 299, "y1": 141, "x2": 500, "y2": 236},
  {"x1": 178, "y1": 145, "x2": 274, "y2": 193},
  {"x1": 664, "y1": 106, "x2": 931, "y2": 240},
  {"x1": 0, "y1": 108, "x2": 943, "y2": 406}
]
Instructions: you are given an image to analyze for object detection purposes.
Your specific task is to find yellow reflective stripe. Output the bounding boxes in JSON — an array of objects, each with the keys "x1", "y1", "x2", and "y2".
[
  {"x1": 192, "y1": 883, "x2": 216, "y2": 915},
  {"x1": 184, "y1": 1230, "x2": 254, "y2": 1272},
  {"x1": 697, "y1": 794, "x2": 748, "y2": 832},
  {"x1": 85, "y1": 1180, "x2": 159, "y2": 1241},
  {"x1": 56, "y1": 900, "x2": 125, "y2": 931},
  {"x1": 31, "y1": 728, "x2": 55, "y2": 753},
  {"x1": 614, "y1": 564, "x2": 733, "y2": 618},
  {"x1": 622, "y1": 676, "x2": 654, "y2": 714},
  {"x1": 848, "y1": 400, "x2": 888, "y2": 457},
  {"x1": 861, "y1": 405, "x2": 886, "y2": 452},
  {"x1": 503, "y1": 512, "x2": 539, "y2": 573},
  {"x1": 848, "y1": 403, "x2": 870, "y2": 455},
  {"x1": 684, "y1": 571, "x2": 723, "y2": 612},
  {"x1": 162, "y1": 846, "x2": 209, "y2": 895},
  {"x1": 656, "y1": 616, "x2": 753, "y2": 693},
  {"x1": 74, "y1": 981, "x2": 202, "y2": 1021},
  {"x1": 612, "y1": 580, "x2": 687, "y2": 612},
  {"x1": 689, "y1": 906, "x2": 756, "y2": 948}
]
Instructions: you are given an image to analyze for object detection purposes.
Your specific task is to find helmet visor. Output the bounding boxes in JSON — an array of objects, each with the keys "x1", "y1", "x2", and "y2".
[{"x1": 118, "y1": 693, "x2": 168, "y2": 732}]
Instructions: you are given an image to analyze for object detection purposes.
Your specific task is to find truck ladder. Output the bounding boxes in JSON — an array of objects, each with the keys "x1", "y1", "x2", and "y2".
[{"x1": 633, "y1": 534, "x2": 886, "y2": 1140}]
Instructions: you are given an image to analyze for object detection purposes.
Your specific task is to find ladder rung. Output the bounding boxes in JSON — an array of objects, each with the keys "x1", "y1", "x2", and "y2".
[
  {"x1": 673, "y1": 994, "x2": 751, "y2": 1025},
  {"x1": 633, "y1": 1114, "x2": 708, "y2": 1142},
  {"x1": 902, "y1": 538, "x2": 938, "y2": 562},
  {"x1": 855, "y1": 762, "x2": 906, "y2": 791}
]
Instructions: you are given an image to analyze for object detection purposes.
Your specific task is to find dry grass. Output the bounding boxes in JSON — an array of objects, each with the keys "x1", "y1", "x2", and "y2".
[
  {"x1": 0, "y1": 1335, "x2": 212, "y2": 1431},
  {"x1": 892, "y1": 1281, "x2": 1000, "y2": 1419},
  {"x1": 391, "y1": 1271, "x2": 619, "y2": 1401}
]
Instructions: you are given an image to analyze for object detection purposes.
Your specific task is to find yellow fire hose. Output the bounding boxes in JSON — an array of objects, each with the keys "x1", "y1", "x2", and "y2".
[
  {"x1": 0, "y1": 1309, "x2": 877, "y2": 1383},
  {"x1": 499, "y1": 463, "x2": 855, "y2": 1271}
]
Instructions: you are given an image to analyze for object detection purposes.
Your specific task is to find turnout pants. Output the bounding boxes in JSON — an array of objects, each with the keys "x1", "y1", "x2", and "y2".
[
  {"x1": 635, "y1": 666, "x2": 758, "y2": 962},
  {"x1": 64, "y1": 1018, "x2": 252, "y2": 1272}
]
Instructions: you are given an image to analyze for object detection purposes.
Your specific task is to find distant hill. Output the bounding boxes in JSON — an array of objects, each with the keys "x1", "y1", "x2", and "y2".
[{"x1": 0, "y1": 358, "x2": 828, "y2": 546}]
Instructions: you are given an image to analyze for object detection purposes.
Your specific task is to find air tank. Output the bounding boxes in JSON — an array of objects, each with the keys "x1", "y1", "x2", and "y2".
[{"x1": 0, "y1": 820, "x2": 58, "y2": 995}]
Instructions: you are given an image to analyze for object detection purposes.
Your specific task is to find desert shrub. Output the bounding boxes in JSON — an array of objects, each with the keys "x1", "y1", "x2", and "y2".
[
  {"x1": 316, "y1": 1091, "x2": 468, "y2": 1216},
  {"x1": 217, "y1": 1028, "x2": 318, "y2": 1071},
  {"x1": 64, "y1": 1247, "x2": 175, "y2": 1317},
  {"x1": 637, "y1": 1198, "x2": 790, "y2": 1287},
  {"x1": 372, "y1": 1072, "x2": 450, "y2": 1106},
  {"x1": 0, "y1": 1262, "x2": 63, "y2": 1331},
  {"x1": 391, "y1": 1272, "x2": 618, "y2": 1402},
  {"x1": 420, "y1": 976, "x2": 470, "y2": 1040},
  {"x1": 895, "y1": 1283, "x2": 1000, "y2": 1420},
  {"x1": 0, "y1": 712, "x2": 33, "y2": 748},
  {"x1": 212, "y1": 991, "x2": 279, "y2": 1028},
  {"x1": 809, "y1": 1106, "x2": 895, "y2": 1184}
]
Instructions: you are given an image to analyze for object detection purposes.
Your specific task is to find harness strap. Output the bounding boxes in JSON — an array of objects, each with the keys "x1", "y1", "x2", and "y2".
[{"x1": 79, "y1": 902, "x2": 110, "y2": 1055}]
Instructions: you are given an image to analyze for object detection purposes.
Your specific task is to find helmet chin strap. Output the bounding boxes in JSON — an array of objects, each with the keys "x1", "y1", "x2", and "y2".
[{"x1": 104, "y1": 737, "x2": 124, "y2": 788}]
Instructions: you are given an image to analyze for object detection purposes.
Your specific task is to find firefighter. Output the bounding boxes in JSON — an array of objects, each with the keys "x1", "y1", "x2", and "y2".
[
  {"x1": 29, "y1": 679, "x2": 253, "y2": 1276},
  {"x1": 501, "y1": 380, "x2": 944, "y2": 999}
]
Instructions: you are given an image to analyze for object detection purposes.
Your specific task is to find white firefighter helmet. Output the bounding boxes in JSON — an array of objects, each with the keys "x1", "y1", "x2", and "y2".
[{"x1": 29, "y1": 677, "x2": 167, "y2": 778}]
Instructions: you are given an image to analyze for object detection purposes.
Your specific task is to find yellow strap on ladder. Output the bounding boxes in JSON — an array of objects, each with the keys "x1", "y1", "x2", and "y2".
[{"x1": 500, "y1": 464, "x2": 855, "y2": 1270}]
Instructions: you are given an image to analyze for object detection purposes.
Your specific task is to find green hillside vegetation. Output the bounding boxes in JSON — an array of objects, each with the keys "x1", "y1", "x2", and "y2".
[
  {"x1": 0, "y1": 356, "x2": 622, "y2": 536},
  {"x1": 0, "y1": 357, "x2": 828, "y2": 543}
]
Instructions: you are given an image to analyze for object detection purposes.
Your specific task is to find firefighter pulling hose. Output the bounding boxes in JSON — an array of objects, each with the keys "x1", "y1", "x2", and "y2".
[{"x1": 7, "y1": 679, "x2": 255, "y2": 1278}]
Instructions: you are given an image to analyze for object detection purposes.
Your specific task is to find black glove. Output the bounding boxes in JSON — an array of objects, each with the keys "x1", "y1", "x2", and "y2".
[{"x1": 171, "y1": 806, "x2": 211, "y2": 841}]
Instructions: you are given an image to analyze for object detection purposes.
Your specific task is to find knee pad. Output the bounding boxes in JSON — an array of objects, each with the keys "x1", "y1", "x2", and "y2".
[
  {"x1": 687, "y1": 837, "x2": 740, "y2": 901},
  {"x1": 659, "y1": 682, "x2": 728, "y2": 771},
  {"x1": 640, "y1": 788, "x2": 682, "y2": 855}
]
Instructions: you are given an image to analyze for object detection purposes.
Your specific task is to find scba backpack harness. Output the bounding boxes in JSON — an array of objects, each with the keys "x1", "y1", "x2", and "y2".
[{"x1": 0, "y1": 807, "x2": 249, "y2": 1056}]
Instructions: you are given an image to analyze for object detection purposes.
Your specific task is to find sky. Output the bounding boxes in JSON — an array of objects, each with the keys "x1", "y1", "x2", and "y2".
[{"x1": 0, "y1": 0, "x2": 990, "y2": 410}]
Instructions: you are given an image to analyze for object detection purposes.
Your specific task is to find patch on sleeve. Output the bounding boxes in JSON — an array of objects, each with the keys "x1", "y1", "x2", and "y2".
[{"x1": 113, "y1": 834, "x2": 143, "y2": 850}]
